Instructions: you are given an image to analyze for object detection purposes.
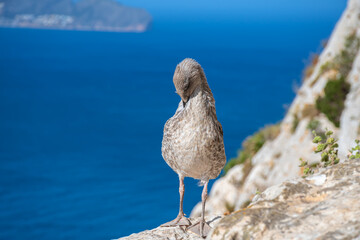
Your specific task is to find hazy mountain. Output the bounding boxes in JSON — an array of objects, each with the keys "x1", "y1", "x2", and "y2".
[
  {"x1": 74, "y1": 0, "x2": 151, "y2": 30},
  {"x1": 0, "y1": 0, "x2": 152, "y2": 32},
  {"x1": 2, "y1": 0, "x2": 74, "y2": 16}
]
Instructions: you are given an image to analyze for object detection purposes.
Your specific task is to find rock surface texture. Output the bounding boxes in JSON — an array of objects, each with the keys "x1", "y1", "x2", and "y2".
[
  {"x1": 209, "y1": 159, "x2": 360, "y2": 240},
  {"x1": 119, "y1": 1, "x2": 360, "y2": 239},
  {"x1": 119, "y1": 159, "x2": 360, "y2": 240},
  {"x1": 118, "y1": 216, "x2": 222, "y2": 240},
  {"x1": 191, "y1": 0, "x2": 360, "y2": 217}
]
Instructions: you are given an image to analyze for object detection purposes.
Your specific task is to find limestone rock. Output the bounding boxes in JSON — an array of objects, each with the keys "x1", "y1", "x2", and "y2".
[
  {"x1": 191, "y1": 164, "x2": 245, "y2": 216},
  {"x1": 117, "y1": 216, "x2": 222, "y2": 240},
  {"x1": 191, "y1": 0, "x2": 360, "y2": 217},
  {"x1": 208, "y1": 159, "x2": 360, "y2": 240},
  {"x1": 339, "y1": 48, "x2": 360, "y2": 156},
  {"x1": 118, "y1": 1, "x2": 360, "y2": 239},
  {"x1": 119, "y1": 159, "x2": 360, "y2": 240}
]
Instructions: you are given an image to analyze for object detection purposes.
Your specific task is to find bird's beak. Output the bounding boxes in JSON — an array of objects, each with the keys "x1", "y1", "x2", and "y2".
[{"x1": 182, "y1": 96, "x2": 189, "y2": 107}]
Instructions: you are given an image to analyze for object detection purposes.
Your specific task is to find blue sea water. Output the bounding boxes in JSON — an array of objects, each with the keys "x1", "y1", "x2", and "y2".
[{"x1": 0, "y1": 11, "x2": 343, "y2": 240}]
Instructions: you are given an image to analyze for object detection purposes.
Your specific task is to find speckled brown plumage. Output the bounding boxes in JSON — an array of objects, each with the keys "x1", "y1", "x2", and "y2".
[
  {"x1": 161, "y1": 58, "x2": 226, "y2": 237},
  {"x1": 162, "y1": 58, "x2": 226, "y2": 181}
]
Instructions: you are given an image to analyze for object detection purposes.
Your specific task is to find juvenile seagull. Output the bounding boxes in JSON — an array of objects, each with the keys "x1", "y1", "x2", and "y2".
[{"x1": 161, "y1": 58, "x2": 226, "y2": 238}]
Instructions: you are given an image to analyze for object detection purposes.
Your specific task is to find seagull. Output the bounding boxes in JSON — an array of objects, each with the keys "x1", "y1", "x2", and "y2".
[{"x1": 161, "y1": 58, "x2": 226, "y2": 238}]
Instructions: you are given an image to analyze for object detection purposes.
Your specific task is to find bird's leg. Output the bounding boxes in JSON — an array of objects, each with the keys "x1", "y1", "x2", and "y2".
[
  {"x1": 161, "y1": 175, "x2": 191, "y2": 227},
  {"x1": 187, "y1": 181, "x2": 211, "y2": 238},
  {"x1": 200, "y1": 181, "x2": 209, "y2": 237}
]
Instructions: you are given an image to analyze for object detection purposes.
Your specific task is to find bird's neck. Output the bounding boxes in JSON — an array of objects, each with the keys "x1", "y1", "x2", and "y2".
[
  {"x1": 189, "y1": 82, "x2": 213, "y2": 100},
  {"x1": 184, "y1": 85, "x2": 215, "y2": 111},
  {"x1": 201, "y1": 82, "x2": 213, "y2": 98}
]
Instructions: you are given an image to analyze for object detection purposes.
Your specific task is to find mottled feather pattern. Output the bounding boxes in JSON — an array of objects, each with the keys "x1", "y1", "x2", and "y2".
[{"x1": 162, "y1": 59, "x2": 226, "y2": 181}]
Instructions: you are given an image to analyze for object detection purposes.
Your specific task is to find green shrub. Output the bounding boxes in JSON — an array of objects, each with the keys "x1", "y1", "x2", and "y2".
[
  {"x1": 291, "y1": 114, "x2": 299, "y2": 133},
  {"x1": 300, "y1": 129, "x2": 339, "y2": 177},
  {"x1": 349, "y1": 139, "x2": 360, "y2": 159},
  {"x1": 319, "y1": 33, "x2": 359, "y2": 77},
  {"x1": 307, "y1": 119, "x2": 326, "y2": 143},
  {"x1": 316, "y1": 76, "x2": 350, "y2": 127},
  {"x1": 225, "y1": 201, "x2": 235, "y2": 213},
  {"x1": 312, "y1": 32, "x2": 358, "y2": 94},
  {"x1": 307, "y1": 119, "x2": 320, "y2": 131},
  {"x1": 338, "y1": 32, "x2": 360, "y2": 76},
  {"x1": 223, "y1": 124, "x2": 280, "y2": 175}
]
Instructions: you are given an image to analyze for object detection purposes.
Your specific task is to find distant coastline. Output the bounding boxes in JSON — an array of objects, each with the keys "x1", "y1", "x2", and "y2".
[
  {"x1": 0, "y1": 18, "x2": 150, "y2": 33},
  {"x1": 0, "y1": 0, "x2": 152, "y2": 32}
]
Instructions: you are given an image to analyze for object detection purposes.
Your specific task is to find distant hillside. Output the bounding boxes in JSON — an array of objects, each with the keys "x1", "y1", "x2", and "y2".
[{"x1": 0, "y1": 0, "x2": 152, "y2": 32}]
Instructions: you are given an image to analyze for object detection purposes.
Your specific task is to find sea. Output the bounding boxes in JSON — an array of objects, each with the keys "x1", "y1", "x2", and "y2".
[{"x1": 0, "y1": 9, "x2": 344, "y2": 240}]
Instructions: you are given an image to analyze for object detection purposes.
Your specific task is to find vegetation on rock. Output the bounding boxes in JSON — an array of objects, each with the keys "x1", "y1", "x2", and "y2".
[
  {"x1": 291, "y1": 114, "x2": 299, "y2": 133},
  {"x1": 320, "y1": 32, "x2": 360, "y2": 77},
  {"x1": 307, "y1": 119, "x2": 326, "y2": 142},
  {"x1": 316, "y1": 76, "x2": 350, "y2": 127},
  {"x1": 303, "y1": 53, "x2": 319, "y2": 81},
  {"x1": 223, "y1": 124, "x2": 280, "y2": 175},
  {"x1": 300, "y1": 129, "x2": 339, "y2": 177},
  {"x1": 315, "y1": 33, "x2": 359, "y2": 127},
  {"x1": 225, "y1": 201, "x2": 235, "y2": 213},
  {"x1": 307, "y1": 119, "x2": 320, "y2": 131},
  {"x1": 210, "y1": 159, "x2": 360, "y2": 240},
  {"x1": 349, "y1": 139, "x2": 360, "y2": 159}
]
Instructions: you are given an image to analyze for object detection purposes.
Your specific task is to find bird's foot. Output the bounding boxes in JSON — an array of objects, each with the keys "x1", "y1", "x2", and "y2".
[
  {"x1": 161, "y1": 214, "x2": 191, "y2": 227},
  {"x1": 187, "y1": 220, "x2": 211, "y2": 238}
]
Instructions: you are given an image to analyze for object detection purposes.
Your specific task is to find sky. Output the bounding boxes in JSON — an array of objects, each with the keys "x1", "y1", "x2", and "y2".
[{"x1": 118, "y1": 0, "x2": 347, "y2": 22}]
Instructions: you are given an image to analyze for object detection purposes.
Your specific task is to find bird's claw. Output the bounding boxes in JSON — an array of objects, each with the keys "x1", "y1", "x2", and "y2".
[
  {"x1": 187, "y1": 220, "x2": 211, "y2": 238},
  {"x1": 161, "y1": 214, "x2": 191, "y2": 227}
]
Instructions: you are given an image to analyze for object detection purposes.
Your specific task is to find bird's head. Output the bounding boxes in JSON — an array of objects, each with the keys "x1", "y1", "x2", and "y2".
[{"x1": 173, "y1": 58, "x2": 205, "y2": 104}]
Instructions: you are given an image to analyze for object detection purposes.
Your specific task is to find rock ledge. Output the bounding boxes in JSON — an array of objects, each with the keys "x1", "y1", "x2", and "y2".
[
  {"x1": 119, "y1": 159, "x2": 360, "y2": 240},
  {"x1": 118, "y1": 216, "x2": 222, "y2": 240},
  {"x1": 209, "y1": 159, "x2": 360, "y2": 240}
]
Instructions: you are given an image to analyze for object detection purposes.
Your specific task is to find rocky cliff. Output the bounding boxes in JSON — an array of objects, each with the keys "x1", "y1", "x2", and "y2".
[
  {"x1": 118, "y1": 158, "x2": 360, "y2": 240},
  {"x1": 209, "y1": 158, "x2": 360, "y2": 240},
  {"x1": 118, "y1": 0, "x2": 360, "y2": 239},
  {"x1": 191, "y1": 0, "x2": 360, "y2": 218}
]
